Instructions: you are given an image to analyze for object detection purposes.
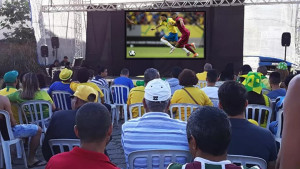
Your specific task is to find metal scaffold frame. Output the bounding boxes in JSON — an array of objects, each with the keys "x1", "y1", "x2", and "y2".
[{"x1": 39, "y1": 0, "x2": 300, "y2": 63}]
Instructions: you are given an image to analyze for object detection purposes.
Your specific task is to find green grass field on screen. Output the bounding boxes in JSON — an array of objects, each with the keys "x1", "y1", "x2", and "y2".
[{"x1": 126, "y1": 47, "x2": 204, "y2": 59}]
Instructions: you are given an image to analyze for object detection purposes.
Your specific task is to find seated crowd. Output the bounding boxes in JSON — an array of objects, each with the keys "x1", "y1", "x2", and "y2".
[{"x1": 0, "y1": 61, "x2": 297, "y2": 169}]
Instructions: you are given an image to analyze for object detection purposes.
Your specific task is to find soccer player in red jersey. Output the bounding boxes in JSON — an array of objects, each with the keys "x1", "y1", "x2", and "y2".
[{"x1": 170, "y1": 13, "x2": 199, "y2": 58}]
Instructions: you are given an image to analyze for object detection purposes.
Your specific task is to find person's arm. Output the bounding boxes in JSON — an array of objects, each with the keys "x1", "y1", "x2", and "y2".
[
  {"x1": 278, "y1": 75, "x2": 300, "y2": 169},
  {"x1": 151, "y1": 24, "x2": 162, "y2": 31},
  {"x1": 3, "y1": 96, "x2": 17, "y2": 127},
  {"x1": 179, "y1": 18, "x2": 184, "y2": 27}
]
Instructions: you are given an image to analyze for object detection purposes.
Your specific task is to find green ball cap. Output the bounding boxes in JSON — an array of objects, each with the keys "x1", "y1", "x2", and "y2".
[{"x1": 4, "y1": 70, "x2": 18, "y2": 83}]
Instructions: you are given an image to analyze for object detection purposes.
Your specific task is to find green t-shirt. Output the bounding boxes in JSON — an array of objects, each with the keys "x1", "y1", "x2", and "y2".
[{"x1": 7, "y1": 90, "x2": 53, "y2": 118}]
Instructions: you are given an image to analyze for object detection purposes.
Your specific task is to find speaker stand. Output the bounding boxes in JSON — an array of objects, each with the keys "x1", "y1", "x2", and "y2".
[{"x1": 284, "y1": 45, "x2": 287, "y2": 61}]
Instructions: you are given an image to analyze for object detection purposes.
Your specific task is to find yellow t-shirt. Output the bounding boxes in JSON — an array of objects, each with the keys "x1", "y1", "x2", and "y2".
[
  {"x1": 0, "y1": 87, "x2": 19, "y2": 123},
  {"x1": 171, "y1": 87, "x2": 213, "y2": 120},
  {"x1": 160, "y1": 18, "x2": 177, "y2": 34},
  {"x1": 127, "y1": 86, "x2": 145, "y2": 118},
  {"x1": 196, "y1": 71, "x2": 207, "y2": 81},
  {"x1": 70, "y1": 82, "x2": 104, "y2": 98}
]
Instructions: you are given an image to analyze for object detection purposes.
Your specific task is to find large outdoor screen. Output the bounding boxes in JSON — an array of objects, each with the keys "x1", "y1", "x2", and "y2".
[{"x1": 126, "y1": 11, "x2": 205, "y2": 59}]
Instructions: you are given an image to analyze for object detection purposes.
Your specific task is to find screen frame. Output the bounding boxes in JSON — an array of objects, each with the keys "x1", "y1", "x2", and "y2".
[{"x1": 124, "y1": 10, "x2": 206, "y2": 60}]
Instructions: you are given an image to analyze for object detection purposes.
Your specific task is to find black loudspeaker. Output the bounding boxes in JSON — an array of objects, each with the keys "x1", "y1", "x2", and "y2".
[
  {"x1": 51, "y1": 37, "x2": 59, "y2": 48},
  {"x1": 282, "y1": 32, "x2": 291, "y2": 46},
  {"x1": 41, "y1": 45, "x2": 48, "y2": 57}
]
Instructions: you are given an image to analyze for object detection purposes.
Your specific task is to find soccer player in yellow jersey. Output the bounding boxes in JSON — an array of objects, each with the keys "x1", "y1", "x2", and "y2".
[{"x1": 151, "y1": 14, "x2": 191, "y2": 56}]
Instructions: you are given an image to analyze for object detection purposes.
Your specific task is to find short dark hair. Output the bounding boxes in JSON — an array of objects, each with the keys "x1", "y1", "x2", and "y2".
[
  {"x1": 120, "y1": 68, "x2": 129, "y2": 76},
  {"x1": 171, "y1": 67, "x2": 182, "y2": 79},
  {"x1": 269, "y1": 72, "x2": 281, "y2": 85},
  {"x1": 240, "y1": 64, "x2": 252, "y2": 75},
  {"x1": 187, "y1": 106, "x2": 231, "y2": 156},
  {"x1": 285, "y1": 74, "x2": 295, "y2": 88},
  {"x1": 218, "y1": 81, "x2": 247, "y2": 116},
  {"x1": 145, "y1": 99, "x2": 169, "y2": 112},
  {"x1": 77, "y1": 67, "x2": 90, "y2": 83},
  {"x1": 76, "y1": 103, "x2": 111, "y2": 143},
  {"x1": 36, "y1": 73, "x2": 47, "y2": 89},
  {"x1": 257, "y1": 66, "x2": 267, "y2": 76},
  {"x1": 161, "y1": 14, "x2": 168, "y2": 18},
  {"x1": 178, "y1": 69, "x2": 198, "y2": 86},
  {"x1": 97, "y1": 66, "x2": 107, "y2": 74},
  {"x1": 64, "y1": 56, "x2": 68, "y2": 59},
  {"x1": 206, "y1": 69, "x2": 218, "y2": 83},
  {"x1": 144, "y1": 68, "x2": 160, "y2": 84}
]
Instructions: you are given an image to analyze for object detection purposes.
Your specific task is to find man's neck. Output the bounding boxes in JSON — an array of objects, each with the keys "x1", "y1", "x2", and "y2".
[
  {"x1": 228, "y1": 113, "x2": 245, "y2": 119},
  {"x1": 207, "y1": 82, "x2": 216, "y2": 87},
  {"x1": 271, "y1": 84, "x2": 280, "y2": 90},
  {"x1": 195, "y1": 151, "x2": 227, "y2": 162},
  {"x1": 80, "y1": 141, "x2": 106, "y2": 154}
]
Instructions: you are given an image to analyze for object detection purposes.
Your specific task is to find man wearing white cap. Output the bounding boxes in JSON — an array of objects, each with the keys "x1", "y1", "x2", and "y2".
[{"x1": 122, "y1": 79, "x2": 189, "y2": 168}]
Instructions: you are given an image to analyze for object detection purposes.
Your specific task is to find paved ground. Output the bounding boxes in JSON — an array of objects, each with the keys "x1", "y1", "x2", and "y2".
[{"x1": 10, "y1": 120, "x2": 126, "y2": 169}]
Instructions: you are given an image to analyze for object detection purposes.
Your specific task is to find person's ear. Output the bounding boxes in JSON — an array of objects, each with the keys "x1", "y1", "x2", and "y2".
[
  {"x1": 189, "y1": 135, "x2": 197, "y2": 151},
  {"x1": 218, "y1": 102, "x2": 223, "y2": 109},
  {"x1": 245, "y1": 100, "x2": 248, "y2": 109},
  {"x1": 165, "y1": 100, "x2": 171, "y2": 112},
  {"x1": 143, "y1": 98, "x2": 148, "y2": 111},
  {"x1": 74, "y1": 125, "x2": 80, "y2": 138}
]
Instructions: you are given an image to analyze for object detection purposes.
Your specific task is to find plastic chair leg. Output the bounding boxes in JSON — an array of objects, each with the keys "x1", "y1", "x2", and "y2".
[
  {"x1": 20, "y1": 140, "x2": 27, "y2": 168},
  {"x1": 2, "y1": 142, "x2": 12, "y2": 169},
  {"x1": 111, "y1": 108, "x2": 116, "y2": 125},
  {"x1": 16, "y1": 142, "x2": 22, "y2": 158},
  {"x1": 123, "y1": 105, "x2": 128, "y2": 122},
  {"x1": 0, "y1": 146, "x2": 3, "y2": 168}
]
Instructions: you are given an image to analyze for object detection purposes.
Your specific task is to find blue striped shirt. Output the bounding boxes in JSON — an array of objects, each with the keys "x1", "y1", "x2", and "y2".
[
  {"x1": 91, "y1": 75, "x2": 109, "y2": 88},
  {"x1": 122, "y1": 112, "x2": 189, "y2": 168}
]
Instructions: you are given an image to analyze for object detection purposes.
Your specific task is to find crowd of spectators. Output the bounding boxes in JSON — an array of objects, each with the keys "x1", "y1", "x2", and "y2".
[{"x1": 0, "y1": 61, "x2": 298, "y2": 169}]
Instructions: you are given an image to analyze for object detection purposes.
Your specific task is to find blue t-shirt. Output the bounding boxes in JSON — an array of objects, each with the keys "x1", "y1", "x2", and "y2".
[
  {"x1": 267, "y1": 88, "x2": 286, "y2": 100},
  {"x1": 113, "y1": 76, "x2": 134, "y2": 103},
  {"x1": 228, "y1": 118, "x2": 277, "y2": 163},
  {"x1": 48, "y1": 82, "x2": 74, "y2": 110}
]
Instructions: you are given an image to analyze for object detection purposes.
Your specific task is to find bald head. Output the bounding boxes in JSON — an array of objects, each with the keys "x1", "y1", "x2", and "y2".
[{"x1": 204, "y1": 63, "x2": 212, "y2": 71}]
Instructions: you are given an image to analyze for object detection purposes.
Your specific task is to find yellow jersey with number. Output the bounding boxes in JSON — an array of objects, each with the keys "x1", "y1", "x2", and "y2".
[{"x1": 160, "y1": 18, "x2": 177, "y2": 34}]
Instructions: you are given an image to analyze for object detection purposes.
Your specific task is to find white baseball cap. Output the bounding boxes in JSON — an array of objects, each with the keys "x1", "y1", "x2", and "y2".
[{"x1": 144, "y1": 79, "x2": 171, "y2": 102}]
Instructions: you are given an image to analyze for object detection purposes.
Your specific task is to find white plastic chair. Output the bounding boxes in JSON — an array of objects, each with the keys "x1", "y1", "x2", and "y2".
[
  {"x1": 128, "y1": 150, "x2": 192, "y2": 169},
  {"x1": 100, "y1": 87, "x2": 111, "y2": 104},
  {"x1": 128, "y1": 103, "x2": 145, "y2": 120},
  {"x1": 52, "y1": 90, "x2": 72, "y2": 110},
  {"x1": 227, "y1": 154, "x2": 267, "y2": 169},
  {"x1": 169, "y1": 103, "x2": 201, "y2": 121},
  {"x1": 210, "y1": 98, "x2": 219, "y2": 107},
  {"x1": 0, "y1": 110, "x2": 27, "y2": 169},
  {"x1": 110, "y1": 85, "x2": 129, "y2": 124},
  {"x1": 245, "y1": 104, "x2": 272, "y2": 128},
  {"x1": 194, "y1": 80, "x2": 207, "y2": 89},
  {"x1": 275, "y1": 109, "x2": 284, "y2": 145},
  {"x1": 49, "y1": 139, "x2": 80, "y2": 155},
  {"x1": 20, "y1": 100, "x2": 53, "y2": 144},
  {"x1": 215, "y1": 81, "x2": 225, "y2": 87}
]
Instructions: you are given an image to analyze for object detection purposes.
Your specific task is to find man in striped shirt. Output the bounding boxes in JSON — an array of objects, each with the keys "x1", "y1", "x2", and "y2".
[
  {"x1": 91, "y1": 66, "x2": 109, "y2": 88},
  {"x1": 122, "y1": 79, "x2": 189, "y2": 168}
]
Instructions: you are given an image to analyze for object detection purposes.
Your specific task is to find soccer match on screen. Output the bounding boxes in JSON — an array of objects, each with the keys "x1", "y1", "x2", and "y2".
[{"x1": 126, "y1": 12, "x2": 205, "y2": 59}]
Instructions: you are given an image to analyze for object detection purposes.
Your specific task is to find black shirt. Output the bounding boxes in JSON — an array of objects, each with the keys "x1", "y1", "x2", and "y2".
[
  {"x1": 228, "y1": 118, "x2": 277, "y2": 163},
  {"x1": 42, "y1": 109, "x2": 78, "y2": 161}
]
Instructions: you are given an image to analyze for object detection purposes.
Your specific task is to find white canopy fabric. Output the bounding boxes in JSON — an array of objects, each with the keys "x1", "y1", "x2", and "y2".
[{"x1": 28, "y1": 0, "x2": 300, "y2": 66}]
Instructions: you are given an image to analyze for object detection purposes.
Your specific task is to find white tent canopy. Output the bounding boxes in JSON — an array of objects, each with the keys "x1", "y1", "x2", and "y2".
[{"x1": 28, "y1": 0, "x2": 300, "y2": 66}]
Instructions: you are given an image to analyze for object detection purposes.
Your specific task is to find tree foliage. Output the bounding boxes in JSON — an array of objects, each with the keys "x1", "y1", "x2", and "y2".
[{"x1": 0, "y1": 0, "x2": 35, "y2": 43}]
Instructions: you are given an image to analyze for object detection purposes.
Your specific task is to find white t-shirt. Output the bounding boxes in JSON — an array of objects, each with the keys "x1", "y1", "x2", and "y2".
[{"x1": 201, "y1": 86, "x2": 219, "y2": 99}]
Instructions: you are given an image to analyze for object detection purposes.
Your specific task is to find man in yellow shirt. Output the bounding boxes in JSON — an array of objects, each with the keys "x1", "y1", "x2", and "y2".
[
  {"x1": 127, "y1": 68, "x2": 160, "y2": 118},
  {"x1": 0, "y1": 70, "x2": 20, "y2": 122},
  {"x1": 151, "y1": 14, "x2": 190, "y2": 55}
]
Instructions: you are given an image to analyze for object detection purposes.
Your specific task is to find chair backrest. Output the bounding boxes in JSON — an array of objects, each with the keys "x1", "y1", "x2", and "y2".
[
  {"x1": 169, "y1": 103, "x2": 201, "y2": 121},
  {"x1": 210, "y1": 98, "x2": 219, "y2": 107},
  {"x1": 275, "y1": 109, "x2": 284, "y2": 142},
  {"x1": 128, "y1": 103, "x2": 145, "y2": 120},
  {"x1": 52, "y1": 90, "x2": 72, "y2": 110},
  {"x1": 100, "y1": 87, "x2": 111, "y2": 104},
  {"x1": 20, "y1": 100, "x2": 53, "y2": 132},
  {"x1": 48, "y1": 139, "x2": 80, "y2": 155},
  {"x1": 195, "y1": 80, "x2": 207, "y2": 89},
  {"x1": 128, "y1": 150, "x2": 192, "y2": 169},
  {"x1": 227, "y1": 154, "x2": 267, "y2": 169},
  {"x1": 245, "y1": 104, "x2": 272, "y2": 128},
  {"x1": 110, "y1": 85, "x2": 129, "y2": 105},
  {"x1": 0, "y1": 110, "x2": 15, "y2": 141}
]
